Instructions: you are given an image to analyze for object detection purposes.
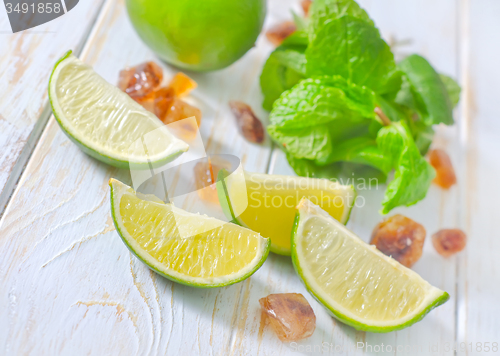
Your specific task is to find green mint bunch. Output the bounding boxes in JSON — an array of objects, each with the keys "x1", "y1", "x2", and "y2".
[{"x1": 260, "y1": 0, "x2": 460, "y2": 213}]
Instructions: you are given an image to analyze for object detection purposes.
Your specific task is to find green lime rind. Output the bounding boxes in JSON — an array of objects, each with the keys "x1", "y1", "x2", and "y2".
[
  {"x1": 109, "y1": 179, "x2": 270, "y2": 288},
  {"x1": 290, "y1": 211, "x2": 450, "y2": 333},
  {"x1": 280, "y1": 184, "x2": 356, "y2": 257},
  {"x1": 48, "y1": 51, "x2": 186, "y2": 169},
  {"x1": 216, "y1": 169, "x2": 239, "y2": 224},
  {"x1": 341, "y1": 184, "x2": 356, "y2": 225}
]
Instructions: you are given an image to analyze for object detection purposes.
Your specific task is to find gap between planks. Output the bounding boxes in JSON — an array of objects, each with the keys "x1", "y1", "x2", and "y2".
[{"x1": 1, "y1": 0, "x2": 274, "y2": 353}]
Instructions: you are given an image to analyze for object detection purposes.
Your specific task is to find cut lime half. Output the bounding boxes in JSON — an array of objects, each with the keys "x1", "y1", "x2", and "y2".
[
  {"x1": 49, "y1": 51, "x2": 188, "y2": 169},
  {"x1": 217, "y1": 171, "x2": 355, "y2": 255},
  {"x1": 291, "y1": 199, "x2": 449, "y2": 332},
  {"x1": 109, "y1": 179, "x2": 270, "y2": 288}
]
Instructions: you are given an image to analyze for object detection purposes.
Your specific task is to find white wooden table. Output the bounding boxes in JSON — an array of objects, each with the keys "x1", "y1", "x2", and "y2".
[{"x1": 1, "y1": 0, "x2": 499, "y2": 355}]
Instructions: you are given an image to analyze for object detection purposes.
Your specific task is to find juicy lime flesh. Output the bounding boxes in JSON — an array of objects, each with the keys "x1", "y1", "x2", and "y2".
[
  {"x1": 119, "y1": 192, "x2": 261, "y2": 279},
  {"x1": 299, "y1": 216, "x2": 426, "y2": 322},
  {"x1": 53, "y1": 55, "x2": 185, "y2": 162},
  {"x1": 231, "y1": 177, "x2": 349, "y2": 253},
  {"x1": 126, "y1": 0, "x2": 266, "y2": 71}
]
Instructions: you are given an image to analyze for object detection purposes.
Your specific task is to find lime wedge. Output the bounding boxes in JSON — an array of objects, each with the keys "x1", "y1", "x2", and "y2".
[
  {"x1": 109, "y1": 179, "x2": 270, "y2": 287},
  {"x1": 218, "y1": 171, "x2": 355, "y2": 255},
  {"x1": 49, "y1": 51, "x2": 188, "y2": 169},
  {"x1": 291, "y1": 199, "x2": 449, "y2": 332}
]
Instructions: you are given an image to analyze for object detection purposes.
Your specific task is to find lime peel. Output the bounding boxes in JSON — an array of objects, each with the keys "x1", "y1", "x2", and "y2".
[
  {"x1": 109, "y1": 179, "x2": 270, "y2": 288},
  {"x1": 49, "y1": 52, "x2": 188, "y2": 169},
  {"x1": 217, "y1": 171, "x2": 355, "y2": 255},
  {"x1": 291, "y1": 198, "x2": 449, "y2": 332}
]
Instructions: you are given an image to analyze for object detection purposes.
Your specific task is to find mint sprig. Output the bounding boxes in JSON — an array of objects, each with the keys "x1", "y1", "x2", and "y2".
[{"x1": 259, "y1": 0, "x2": 460, "y2": 213}]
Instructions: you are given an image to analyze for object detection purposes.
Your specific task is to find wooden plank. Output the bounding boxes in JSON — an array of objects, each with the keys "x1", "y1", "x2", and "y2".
[
  {"x1": 456, "y1": 0, "x2": 500, "y2": 353},
  {"x1": 263, "y1": 0, "x2": 462, "y2": 354},
  {"x1": 0, "y1": 0, "x2": 273, "y2": 354},
  {"x1": 0, "y1": 0, "x2": 106, "y2": 213}
]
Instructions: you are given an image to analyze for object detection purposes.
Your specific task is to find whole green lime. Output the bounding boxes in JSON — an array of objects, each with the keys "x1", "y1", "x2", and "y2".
[{"x1": 126, "y1": 0, "x2": 266, "y2": 71}]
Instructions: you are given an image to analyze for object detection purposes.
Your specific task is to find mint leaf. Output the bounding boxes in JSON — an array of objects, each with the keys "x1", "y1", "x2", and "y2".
[
  {"x1": 377, "y1": 121, "x2": 435, "y2": 214},
  {"x1": 309, "y1": 0, "x2": 373, "y2": 40},
  {"x1": 377, "y1": 94, "x2": 434, "y2": 155},
  {"x1": 327, "y1": 136, "x2": 392, "y2": 174},
  {"x1": 286, "y1": 152, "x2": 343, "y2": 178},
  {"x1": 268, "y1": 76, "x2": 379, "y2": 166},
  {"x1": 260, "y1": 32, "x2": 308, "y2": 111},
  {"x1": 306, "y1": 16, "x2": 399, "y2": 94},
  {"x1": 397, "y1": 55, "x2": 453, "y2": 125},
  {"x1": 268, "y1": 124, "x2": 333, "y2": 162},
  {"x1": 269, "y1": 76, "x2": 376, "y2": 130},
  {"x1": 281, "y1": 30, "x2": 309, "y2": 47},
  {"x1": 439, "y1": 74, "x2": 461, "y2": 107},
  {"x1": 394, "y1": 75, "x2": 417, "y2": 111},
  {"x1": 273, "y1": 48, "x2": 307, "y2": 76},
  {"x1": 412, "y1": 120, "x2": 435, "y2": 155},
  {"x1": 260, "y1": 55, "x2": 289, "y2": 111},
  {"x1": 376, "y1": 94, "x2": 411, "y2": 123},
  {"x1": 292, "y1": 11, "x2": 309, "y2": 32}
]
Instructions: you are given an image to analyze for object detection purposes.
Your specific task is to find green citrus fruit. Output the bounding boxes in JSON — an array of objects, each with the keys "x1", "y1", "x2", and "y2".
[
  {"x1": 126, "y1": 0, "x2": 266, "y2": 71},
  {"x1": 291, "y1": 198, "x2": 449, "y2": 332},
  {"x1": 48, "y1": 51, "x2": 188, "y2": 169},
  {"x1": 109, "y1": 179, "x2": 270, "y2": 288},
  {"x1": 217, "y1": 171, "x2": 355, "y2": 255}
]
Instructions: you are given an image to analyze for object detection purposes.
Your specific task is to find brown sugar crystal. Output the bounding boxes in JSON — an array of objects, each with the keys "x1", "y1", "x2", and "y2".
[
  {"x1": 155, "y1": 88, "x2": 201, "y2": 126},
  {"x1": 432, "y1": 229, "x2": 467, "y2": 257},
  {"x1": 167, "y1": 72, "x2": 198, "y2": 98},
  {"x1": 228, "y1": 101, "x2": 264, "y2": 143},
  {"x1": 259, "y1": 293, "x2": 316, "y2": 342},
  {"x1": 118, "y1": 61, "x2": 163, "y2": 100},
  {"x1": 429, "y1": 149, "x2": 457, "y2": 189},
  {"x1": 371, "y1": 214, "x2": 426, "y2": 268}
]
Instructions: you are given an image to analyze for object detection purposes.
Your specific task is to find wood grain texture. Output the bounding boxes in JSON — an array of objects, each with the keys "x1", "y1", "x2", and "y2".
[
  {"x1": 1, "y1": 0, "x2": 498, "y2": 355},
  {"x1": 0, "y1": 0, "x2": 272, "y2": 354},
  {"x1": 0, "y1": 0, "x2": 105, "y2": 213}
]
